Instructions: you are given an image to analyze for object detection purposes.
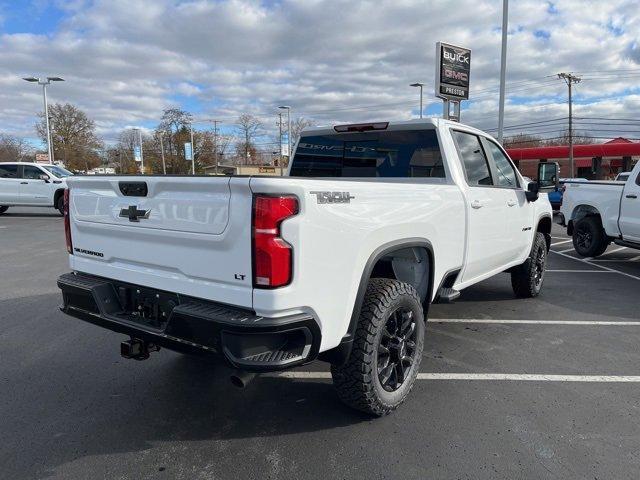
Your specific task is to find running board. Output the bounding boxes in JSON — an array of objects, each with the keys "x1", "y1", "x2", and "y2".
[
  {"x1": 613, "y1": 239, "x2": 640, "y2": 250},
  {"x1": 436, "y1": 287, "x2": 460, "y2": 303}
]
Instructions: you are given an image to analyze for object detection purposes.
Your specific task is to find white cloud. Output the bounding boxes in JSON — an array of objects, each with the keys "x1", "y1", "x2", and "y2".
[{"x1": 0, "y1": 0, "x2": 639, "y2": 145}]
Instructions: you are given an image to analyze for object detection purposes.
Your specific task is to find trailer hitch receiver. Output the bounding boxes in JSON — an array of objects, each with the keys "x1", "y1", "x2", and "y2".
[{"x1": 120, "y1": 338, "x2": 160, "y2": 360}]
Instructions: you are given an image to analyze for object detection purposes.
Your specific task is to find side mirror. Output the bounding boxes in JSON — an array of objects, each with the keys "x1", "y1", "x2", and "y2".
[
  {"x1": 39, "y1": 174, "x2": 51, "y2": 183},
  {"x1": 537, "y1": 162, "x2": 560, "y2": 190},
  {"x1": 525, "y1": 181, "x2": 540, "y2": 202}
]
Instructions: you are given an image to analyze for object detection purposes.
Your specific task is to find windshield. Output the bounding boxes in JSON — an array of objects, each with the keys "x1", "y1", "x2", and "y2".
[
  {"x1": 42, "y1": 165, "x2": 74, "y2": 178},
  {"x1": 290, "y1": 130, "x2": 444, "y2": 178}
]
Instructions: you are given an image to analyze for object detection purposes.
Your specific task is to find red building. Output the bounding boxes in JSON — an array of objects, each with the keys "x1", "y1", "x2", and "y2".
[{"x1": 506, "y1": 138, "x2": 640, "y2": 180}]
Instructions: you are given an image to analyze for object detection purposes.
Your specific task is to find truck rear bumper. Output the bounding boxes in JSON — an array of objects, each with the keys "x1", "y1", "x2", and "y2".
[{"x1": 57, "y1": 272, "x2": 320, "y2": 372}]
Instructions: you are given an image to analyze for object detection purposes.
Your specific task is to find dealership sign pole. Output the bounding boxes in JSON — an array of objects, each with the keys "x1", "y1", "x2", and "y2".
[{"x1": 435, "y1": 42, "x2": 471, "y2": 122}]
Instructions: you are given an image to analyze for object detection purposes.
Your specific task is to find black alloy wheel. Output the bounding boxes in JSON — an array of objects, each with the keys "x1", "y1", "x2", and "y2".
[{"x1": 377, "y1": 308, "x2": 418, "y2": 392}]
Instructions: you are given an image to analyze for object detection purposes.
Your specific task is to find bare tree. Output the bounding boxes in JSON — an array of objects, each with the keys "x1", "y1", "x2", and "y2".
[
  {"x1": 36, "y1": 103, "x2": 103, "y2": 171},
  {"x1": 0, "y1": 134, "x2": 33, "y2": 162},
  {"x1": 235, "y1": 114, "x2": 263, "y2": 165},
  {"x1": 503, "y1": 133, "x2": 544, "y2": 148},
  {"x1": 290, "y1": 117, "x2": 313, "y2": 144}
]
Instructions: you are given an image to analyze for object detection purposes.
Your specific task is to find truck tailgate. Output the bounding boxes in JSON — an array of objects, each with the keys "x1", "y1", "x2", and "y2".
[{"x1": 66, "y1": 176, "x2": 254, "y2": 308}]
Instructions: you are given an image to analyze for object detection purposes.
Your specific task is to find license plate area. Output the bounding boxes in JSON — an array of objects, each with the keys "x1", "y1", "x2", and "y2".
[{"x1": 115, "y1": 284, "x2": 179, "y2": 330}]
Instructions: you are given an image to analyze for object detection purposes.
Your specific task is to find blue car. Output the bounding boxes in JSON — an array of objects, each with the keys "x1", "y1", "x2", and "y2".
[{"x1": 547, "y1": 178, "x2": 588, "y2": 210}]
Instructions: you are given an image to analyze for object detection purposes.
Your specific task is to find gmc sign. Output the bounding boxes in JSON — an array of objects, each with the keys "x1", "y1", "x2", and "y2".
[{"x1": 435, "y1": 42, "x2": 471, "y2": 100}]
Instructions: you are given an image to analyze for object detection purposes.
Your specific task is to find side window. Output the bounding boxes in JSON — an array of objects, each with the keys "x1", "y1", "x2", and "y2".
[
  {"x1": 484, "y1": 140, "x2": 520, "y2": 188},
  {"x1": 0, "y1": 165, "x2": 18, "y2": 178},
  {"x1": 451, "y1": 131, "x2": 493, "y2": 186},
  {"x1": 22, "y1": 166, "x2": 44, "y2": 179}
]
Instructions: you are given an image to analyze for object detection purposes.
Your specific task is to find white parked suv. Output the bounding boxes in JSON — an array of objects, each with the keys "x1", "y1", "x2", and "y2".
[
  {"x1": 0, "y1": 162, "x2": 73, "y2": 215},
  {"x1": 57, "y1": 119, "x2": 553, "y2": 415}
]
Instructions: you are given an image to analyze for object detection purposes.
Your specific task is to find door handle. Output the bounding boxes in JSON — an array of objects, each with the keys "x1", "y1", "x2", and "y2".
[
  {"x1": 471, "y1": 200, "x2": 483, "y2": 209},
  {"x1": 626, "y1": 194, "x2": 638, "y2": 199},
  {"x1": 507, "y1": 199, "x2": 517, "y2": 207},
  {"x1": 20, "y1": 182, "x2": 28, "y2": 184}
]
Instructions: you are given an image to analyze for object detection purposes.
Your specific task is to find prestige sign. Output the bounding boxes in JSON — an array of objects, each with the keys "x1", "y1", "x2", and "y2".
[{"x1": 435, "y1": 42, "x2": 471, "y2": 100}]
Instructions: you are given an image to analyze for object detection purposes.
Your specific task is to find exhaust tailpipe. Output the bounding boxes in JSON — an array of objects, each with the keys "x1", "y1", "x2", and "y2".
[{"x1": 230, "y1": 370, "x2": 257, "y2": 388}]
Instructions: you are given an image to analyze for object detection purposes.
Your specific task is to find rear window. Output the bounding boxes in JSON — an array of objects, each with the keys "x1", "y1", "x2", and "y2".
[
  {"x1": 290, "y1": 130, "x2": 445, "y2": 178},
  {"x1": 0, "y1": 164, "x2": 18, "y2": 178}
]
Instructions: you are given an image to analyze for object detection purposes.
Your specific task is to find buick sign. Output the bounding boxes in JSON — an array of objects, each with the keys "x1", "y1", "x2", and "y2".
[{"x1": 435, "y1": 42, "x2": 471, "y2": 100}]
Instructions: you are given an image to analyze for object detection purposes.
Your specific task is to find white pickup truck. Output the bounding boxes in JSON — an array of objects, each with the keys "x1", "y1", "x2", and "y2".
[
  {"x1": 558, "y1": 160, "x2": 640, "y2": 257},
  {"x1": 0, "y1": 162, "x2": 73, "y2": 215},
  {"x1": 57, "y1": 119, "x2": 553, "y2": 415}
]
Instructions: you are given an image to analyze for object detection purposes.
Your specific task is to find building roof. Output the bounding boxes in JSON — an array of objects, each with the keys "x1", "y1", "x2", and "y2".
[
  {"x1": 507, "y1": 141, "x2": 640, "y2": 161},
  {"x1": 604, "y1": 137, "x2": 634, "y2": 144}
]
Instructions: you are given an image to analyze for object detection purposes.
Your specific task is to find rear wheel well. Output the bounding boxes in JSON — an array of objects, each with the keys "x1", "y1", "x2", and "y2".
[
  {"x1": 319, "y1": 241, "x2": 433, "y2": 366},
  {"x1": 370, "y1": 246, "x2": 432, "y2": 305},
  {"x1": 567, "y1": 205, "x2": 601, "y2": 236}
]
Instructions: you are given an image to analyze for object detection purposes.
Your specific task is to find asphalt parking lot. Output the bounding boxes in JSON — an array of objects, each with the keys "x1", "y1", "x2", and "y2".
[{"x1": 2, "y1": 207, "x2": 639, "y2": 480}]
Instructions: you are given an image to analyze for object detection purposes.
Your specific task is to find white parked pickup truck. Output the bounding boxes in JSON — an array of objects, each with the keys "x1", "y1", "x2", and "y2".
[
  {"x1": 558, "y1": 160, "x2": 640, "y2": 257},
  {"x1": 0, "y1": 162, "x2": 73, "y2": 215},
  {"x1": 57, "y1": 119, "x2": 553, "y2": 415}
]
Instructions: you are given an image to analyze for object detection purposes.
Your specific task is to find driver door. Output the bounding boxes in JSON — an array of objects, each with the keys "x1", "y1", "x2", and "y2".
[{"x1": 19, "y1": 165, "x2": 51, "y2": 205}]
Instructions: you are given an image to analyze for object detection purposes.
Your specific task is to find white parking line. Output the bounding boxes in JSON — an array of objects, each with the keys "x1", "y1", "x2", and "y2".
[
  {"x1": 267, "y1": 372, "x2": 640, "y2": 382},
  {"x1": 558, "y1": 247, "x2": 577, "y2": 253},
  {"x1": 546, "y1": 269, "x2": 615, "y2": 273},
  {"x1": 550, "y1": 249, "x2": 640, "y2": 281},
  {"x1": 429, "y1": 318, "x2": 639, "y2": 325},
  {"x1": 550, "y1": 239, "x2": 572, "y2": 247},
  {"x1": 599, "y1": 246, "x2": 628, "y2": 256}
]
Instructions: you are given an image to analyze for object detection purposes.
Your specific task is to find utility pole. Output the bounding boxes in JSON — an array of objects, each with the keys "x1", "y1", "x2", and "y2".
[
  {"x1": 558, "y1": 72, "x2": 581, "y2": 178},
  {"x1": 497, "y1": 0, "x2": 509, "y2": 143},
  {"x1": 277, "y1": 112, "x2": 284, "y2": 176},
  {"x1": 159, "y1": 134, "x2": 166, "y2": 175}
]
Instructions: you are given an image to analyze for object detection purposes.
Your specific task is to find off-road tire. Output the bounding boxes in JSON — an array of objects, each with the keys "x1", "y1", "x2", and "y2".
[
  {"x1": 573, "y1": 216, "x2": 608, "y2": 257},
  {"x1": 56, "y1": 196, "x2": 64, "y2": 216},
  {"x1": 0, "y1": 206, "x2": 8, "y2": 215},
  {"x1": 331, "y1": 278, "x2": 425, "y2": 416},
  {"x1": 511, "y1": 232, "x2": 547, "y2": 298}
]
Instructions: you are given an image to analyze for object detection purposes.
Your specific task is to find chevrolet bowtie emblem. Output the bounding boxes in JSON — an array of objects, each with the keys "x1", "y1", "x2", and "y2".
[{"x1": 119, "y1": 205, "x2": 150, "y2": 222}]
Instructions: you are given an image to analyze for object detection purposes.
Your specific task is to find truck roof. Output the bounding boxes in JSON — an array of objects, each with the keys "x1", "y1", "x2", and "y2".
[
  {"x1": 299, "y1": 118, "x2": 485, "y2": 137},
  {"x1": 0, "y1": 162, "x2": 57, "y2": 167}
]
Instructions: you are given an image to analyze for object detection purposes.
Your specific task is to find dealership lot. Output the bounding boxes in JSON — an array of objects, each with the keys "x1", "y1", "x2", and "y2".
[{"x1": 1, "y1": 208, "x2": 639, "y2": 480}]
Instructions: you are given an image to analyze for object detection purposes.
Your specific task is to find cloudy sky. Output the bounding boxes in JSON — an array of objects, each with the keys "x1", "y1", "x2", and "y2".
[{"x1": 1, "y1": 0, "x2": 640, "y2": 147}]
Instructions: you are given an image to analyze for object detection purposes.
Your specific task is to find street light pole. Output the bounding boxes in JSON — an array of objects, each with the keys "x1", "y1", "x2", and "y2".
[
  {"x1": 277, "y1": 112, "x2": 284, "y2": 176},
  {"x1": 190, "y1": 123, "x2": 195, "y2": 175},
  {"x1": 159, "y1": 134, "x2": 166, "y2": 175},
  {"x1": 278, "y1": 106, "x2": 291, "y2": 170},
  {"x1": 134, "y1": 128, "x2": 145, "y2": 174},
  {"x1": 410, "y1": 83, "x2": 425, "y2": 118},
  {"x1": 497, "y1": 0, "x2": 509, "y2": 144},
  {"x1": 23, "y1": 76, "x2": 64, "y2": 164}
]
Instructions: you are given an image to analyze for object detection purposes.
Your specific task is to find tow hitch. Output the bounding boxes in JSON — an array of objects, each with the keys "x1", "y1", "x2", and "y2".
[{"x1": 120, "y1": 338, "x2": 160, "y2": 360}]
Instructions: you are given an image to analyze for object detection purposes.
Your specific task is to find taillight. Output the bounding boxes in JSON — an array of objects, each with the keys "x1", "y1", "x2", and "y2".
[
  {"x1": 252, "y1": 195, "x2": 298, "y2": 288},
  {"x1": 63, "y1": 189, "x2": 73, "y2": 254}
]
